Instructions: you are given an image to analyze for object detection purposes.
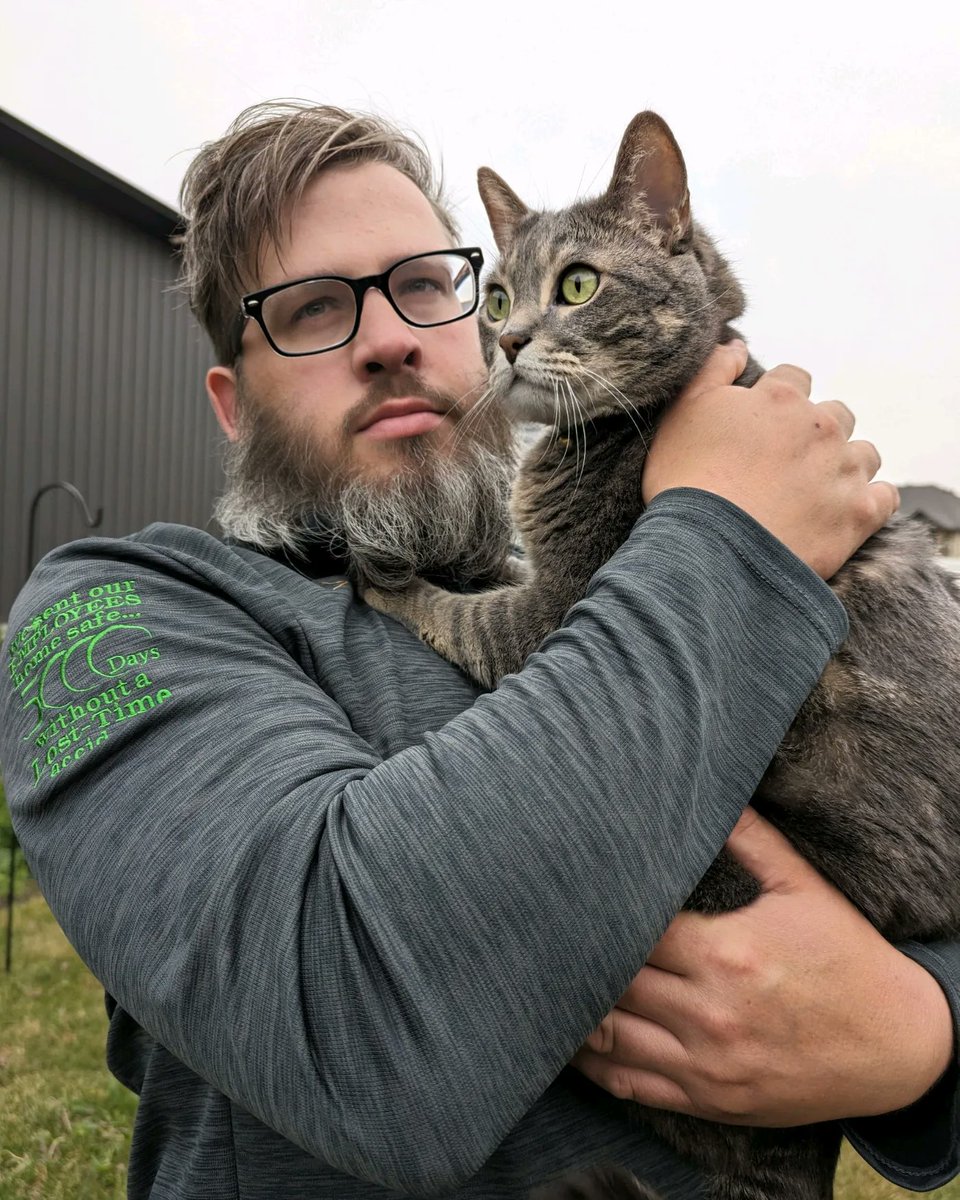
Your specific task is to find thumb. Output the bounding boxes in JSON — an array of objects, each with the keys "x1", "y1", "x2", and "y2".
[
  {"x1": 683, "y1": 339, "x2": 749, "y2": 400},
  {"x1": 724, "y1": 806, "x2": 812, "y2": 894}
]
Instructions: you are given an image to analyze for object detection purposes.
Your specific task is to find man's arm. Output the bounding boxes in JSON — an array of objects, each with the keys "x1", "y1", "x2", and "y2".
[
  {"x1": 573, "y1": 811, "x2": 960, "y2": 1186},
  {"x1": 0, "y1": 348, "x2": 891, "y2": 1192},
  {"x1": 0, "y1": 502, "x2": 845, "y2": 1193}
]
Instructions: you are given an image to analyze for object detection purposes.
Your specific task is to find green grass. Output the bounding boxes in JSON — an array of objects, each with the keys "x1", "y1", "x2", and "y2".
[
  {"x1": 1, "y1": 854, "x2": 958, "y2": 1197},
  {"x1": 0, "y1": 893, "x2": 136, "y2": 1199}
]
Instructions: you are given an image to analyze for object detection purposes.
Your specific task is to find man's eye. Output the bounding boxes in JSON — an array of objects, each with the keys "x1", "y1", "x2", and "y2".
[
  {"x1": 293, "y1": 294, "x2": 339, "y2": 321},
  {"x1": 399, "y1": 275, "x2": 446, "y2": 295}
]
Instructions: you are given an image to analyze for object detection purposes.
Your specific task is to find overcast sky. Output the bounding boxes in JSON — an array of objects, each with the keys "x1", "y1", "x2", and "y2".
[{"x1": 4, "y1": 0, "x2": 958, "y2": 491}]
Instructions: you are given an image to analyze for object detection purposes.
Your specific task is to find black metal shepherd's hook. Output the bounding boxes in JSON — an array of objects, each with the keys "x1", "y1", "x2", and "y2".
[{"x1": 4, "y1": 482, "x2": 102, "y2": 973}]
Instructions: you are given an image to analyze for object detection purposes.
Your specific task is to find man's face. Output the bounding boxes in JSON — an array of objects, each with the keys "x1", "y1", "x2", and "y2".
[
  {"x1": 211, "y1": 161, "x2": 491, "y2": 478},
  {"x1": 206, "y1": 160, "x2": 514, "y2": 585}
]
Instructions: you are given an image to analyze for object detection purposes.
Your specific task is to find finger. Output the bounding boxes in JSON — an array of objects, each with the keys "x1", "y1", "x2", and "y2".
[
  {"x1": 760, "y1": 363, "x2": 812, "y2": 397},
  {"x1": 572, "y1": 1046, "x2": 695, "y2": 1111},
  {"x1": 869, "y1": 479, "x2": 900, "y2": 521},
  {"x1": 814, "y1": 399, "x2": 856, "y2": 439},
  {"x1": 582, "y1": 1003, "x2": 688, "y2": 1065},
  {"x1": 617, "y1": 963, "x2": 702, "y2": 1027},
  {"x1": 684, "y1": 340, "x2": 749, "y2": 399},
  {"x1": 846, "y1": 438, "x2": 882, "y2": 480},
  {"x1": 724, "y1": 807, "x2": 811, "y2": 893}
]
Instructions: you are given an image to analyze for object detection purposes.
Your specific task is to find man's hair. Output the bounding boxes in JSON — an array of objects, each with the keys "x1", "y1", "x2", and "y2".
[{"x1": 178, "y1": 100, "x2": 460, "y2": 364}]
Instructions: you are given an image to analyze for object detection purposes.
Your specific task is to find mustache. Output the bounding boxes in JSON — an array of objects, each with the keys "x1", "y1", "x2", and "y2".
[{"x1": 343, "y1": 372, "x2": 460, "y2": 436}]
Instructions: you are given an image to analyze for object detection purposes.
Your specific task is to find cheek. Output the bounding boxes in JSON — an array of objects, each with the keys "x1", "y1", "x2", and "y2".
[{"x1": 439, "y1": 320, "x2": 486, "y2": 382}]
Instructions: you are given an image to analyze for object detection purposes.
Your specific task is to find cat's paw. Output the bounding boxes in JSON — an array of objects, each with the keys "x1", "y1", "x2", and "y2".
[{"x1": 360, "y1": 577, "x2": 442, "y2": 634}]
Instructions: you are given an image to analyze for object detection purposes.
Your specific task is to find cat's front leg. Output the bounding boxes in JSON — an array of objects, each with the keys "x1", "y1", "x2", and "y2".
[
  {"x1": 363, "y1": 573, "x2": 570, "y2": 689},
  {"x1": 361, "y1": 578, "x2": 521, "y2": 688},
  {"x1": 362, "y1": 577, "x2": 460, "y2": 649}
]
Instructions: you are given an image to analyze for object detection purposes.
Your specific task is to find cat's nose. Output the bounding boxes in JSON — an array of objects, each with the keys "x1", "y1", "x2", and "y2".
[{"x1": 499, "y1": 333, "x2": 531, "y2": 364}]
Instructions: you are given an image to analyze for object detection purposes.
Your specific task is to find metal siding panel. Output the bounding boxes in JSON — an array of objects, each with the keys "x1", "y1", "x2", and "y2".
[
  {"x1": 74, "y1": 205, "x2": 97, "y2": 537},
  {"x1": 21, "y1": 174, "x2": 47, "y2": 558},
  {"x1": 0, "y1": 161, "x2": 20, "y2": 584},
  {"x1": 136, "y1": 242, "x2": 156, "y2": 525},
  {"x1": 1, "y1": 156, "x2": 219, "y2": 619}
]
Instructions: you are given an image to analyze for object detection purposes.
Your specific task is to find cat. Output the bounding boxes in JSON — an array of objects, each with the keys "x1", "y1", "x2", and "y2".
[{"x1": 362, "y1": 112, "x2": 960, "y2": 1200}]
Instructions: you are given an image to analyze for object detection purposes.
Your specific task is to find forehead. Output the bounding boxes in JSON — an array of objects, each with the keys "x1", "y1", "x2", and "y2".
[{"x1": 255, "y1": 161, "x2": 454, "y2": 289}]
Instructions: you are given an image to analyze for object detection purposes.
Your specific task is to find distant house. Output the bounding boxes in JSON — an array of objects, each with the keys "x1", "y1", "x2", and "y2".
[{"x1": 898, "y1": 485, "x2": 960, "y2": 558}]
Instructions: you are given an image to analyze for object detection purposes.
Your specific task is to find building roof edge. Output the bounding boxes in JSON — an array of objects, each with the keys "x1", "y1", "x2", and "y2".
[{"x1": 0, "y1": 106, "x2": 182, "y2": 243}]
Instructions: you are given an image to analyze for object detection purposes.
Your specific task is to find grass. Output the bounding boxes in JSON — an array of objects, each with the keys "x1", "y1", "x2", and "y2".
[
  {"x1": 0, "y1": 893, "x2": 136, "y2": 1199},
  {"x1": 0, "y1": 855, "x2": 958, "y2": 1196}
]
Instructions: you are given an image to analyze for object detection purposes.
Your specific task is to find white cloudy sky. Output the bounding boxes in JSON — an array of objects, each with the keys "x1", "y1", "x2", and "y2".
[{"x1": 4, "y1": 0, "x2": 958, "y2": 491}]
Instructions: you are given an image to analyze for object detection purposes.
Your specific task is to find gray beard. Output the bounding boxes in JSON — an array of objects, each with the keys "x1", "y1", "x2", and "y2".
[{"x1": 214, "y1": 390, "x2": 517, "y2": 590}]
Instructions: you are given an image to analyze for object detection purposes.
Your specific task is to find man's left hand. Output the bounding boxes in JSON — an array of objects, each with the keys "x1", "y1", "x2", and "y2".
[{"x1": 573, "y1": 807, "x2": 955, "y2": 1125}]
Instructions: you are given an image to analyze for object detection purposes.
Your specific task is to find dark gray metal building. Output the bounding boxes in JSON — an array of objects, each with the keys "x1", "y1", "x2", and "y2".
[{"x1": 1, "y1": 108, "x2": 221, "y2": 620}]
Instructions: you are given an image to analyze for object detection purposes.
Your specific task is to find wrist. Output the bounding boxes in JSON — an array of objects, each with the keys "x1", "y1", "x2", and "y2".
[{"x1": 885, "y1": 950, "x2": 955, "y2": 1111}]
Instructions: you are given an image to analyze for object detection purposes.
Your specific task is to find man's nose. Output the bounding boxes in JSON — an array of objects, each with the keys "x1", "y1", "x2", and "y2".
[{"x1": 350, "y1": 288, "x2": 423, "y2": 376}]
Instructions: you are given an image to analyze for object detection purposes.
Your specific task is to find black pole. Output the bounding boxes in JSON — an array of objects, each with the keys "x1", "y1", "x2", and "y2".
[
  {"x1": 4, "y1": 839, "x2": 15, "y2": 972},
  {"x1": 4, "y1": 482, "x2": 102, "y2": 973}
]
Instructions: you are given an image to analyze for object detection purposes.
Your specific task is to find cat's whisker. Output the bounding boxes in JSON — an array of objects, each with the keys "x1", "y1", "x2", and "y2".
[
  {"x1": 545, "y1": 379, "x2": 578, "y2": 485},
  {"x1": 577, "y1": 367, "x2": 651, "y2": 450},
  {"x1": 445, "y1": 383, "x2": 504, "y2": 457},
  {"x1": 564, "y1": 380, "x2": 589, "y2": 494},
  {"x1": 681, "y1": 283, "x2": 738, "y2": 318}
]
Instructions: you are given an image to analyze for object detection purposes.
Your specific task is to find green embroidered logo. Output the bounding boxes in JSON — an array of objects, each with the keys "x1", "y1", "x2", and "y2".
[{"x1": 5, "y1": 579, "x2": 172, "y2": 786}]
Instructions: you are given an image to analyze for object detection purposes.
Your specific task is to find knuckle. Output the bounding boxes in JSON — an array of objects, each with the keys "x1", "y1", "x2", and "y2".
[
  {"x1": 835, "y1": 399, "x2": 855, "y2": 426},
  {"x1": 704, "y1": 937, "x2": 760, "y2": 981},
  {"x1": 791, "y1": 365, "x2": 813, "y2": 392},
  {"x1": 764, "y1": 376, "x2": 799, "y2": 405},
  {"x1": 814, "y1": 411, "x2": 841, "y2": 440},
  {"x1": 851, "y1": 491, "x2": 880, "y2": 528},
  {"x1": 700, "y1": 1005, "x2": 744, "y2": 1047}
]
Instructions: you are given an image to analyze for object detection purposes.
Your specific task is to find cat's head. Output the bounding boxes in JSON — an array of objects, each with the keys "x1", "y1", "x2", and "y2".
[{"x1": 477, "y1": 112, "x2": 746, "y2": 427}]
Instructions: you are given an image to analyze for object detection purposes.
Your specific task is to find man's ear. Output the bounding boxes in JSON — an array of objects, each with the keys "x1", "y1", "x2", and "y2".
[{"x1": 206, "y1": 365, "x2": 240, "y2": 441}]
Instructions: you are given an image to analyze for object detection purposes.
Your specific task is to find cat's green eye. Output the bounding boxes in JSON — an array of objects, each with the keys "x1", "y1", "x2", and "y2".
[
  {"x1": 486, "y1": 287, "x2": 511, "y2": 322},
  {"x1": 559, "y1": 266, "x2": 599, "y2": 306}
]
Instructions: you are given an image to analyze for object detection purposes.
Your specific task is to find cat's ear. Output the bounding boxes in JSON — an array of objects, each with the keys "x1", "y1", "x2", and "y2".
[
  {"x1": 606, "y1": 112, "x2": 691, "y2": 250},
  {"x1": 478, "y1": 167, "x2": 530, "y2": 252}
]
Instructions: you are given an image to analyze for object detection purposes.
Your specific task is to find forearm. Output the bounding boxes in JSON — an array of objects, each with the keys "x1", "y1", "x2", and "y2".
[{"x1": 0, "y1": 493, "x2": 847, "y2": 1189}]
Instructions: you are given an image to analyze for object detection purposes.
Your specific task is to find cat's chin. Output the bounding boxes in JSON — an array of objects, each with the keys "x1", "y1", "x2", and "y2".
[{"x1": 496, "y1": 379, "x2": 559, "y2": 425}]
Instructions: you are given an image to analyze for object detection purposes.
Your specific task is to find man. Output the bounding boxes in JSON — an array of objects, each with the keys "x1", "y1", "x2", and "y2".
[{"x1": 1, "y1": 101, "x2": 957, "y2": 1198}]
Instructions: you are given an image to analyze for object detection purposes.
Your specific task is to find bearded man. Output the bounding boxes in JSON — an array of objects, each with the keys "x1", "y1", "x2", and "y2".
[{"x1": 1, "y1": 102, "x2": 957, "y2": 1199}]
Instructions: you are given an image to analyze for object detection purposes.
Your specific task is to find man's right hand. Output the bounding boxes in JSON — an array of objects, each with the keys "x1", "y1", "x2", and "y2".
[{"x1": 641, "y1": 341, "x2": 899, "y2": 580}]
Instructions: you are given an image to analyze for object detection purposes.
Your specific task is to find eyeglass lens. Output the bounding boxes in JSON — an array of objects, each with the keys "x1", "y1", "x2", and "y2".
[{"x1": 260, "y1": 252, "x2": 477, "y2": 354}]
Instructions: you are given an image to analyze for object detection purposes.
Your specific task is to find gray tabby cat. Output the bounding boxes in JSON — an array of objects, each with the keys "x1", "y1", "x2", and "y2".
[{"x1": 363, "y1": 112, "x2": 960, "y2": 1200}]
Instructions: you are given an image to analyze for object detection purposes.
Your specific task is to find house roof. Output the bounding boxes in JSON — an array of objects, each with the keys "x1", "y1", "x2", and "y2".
[
  {"x1": 898, "y1": 485, "x2": 960, "y2": 531},
  {"x1": 0, "y1": 106, "x2": 181, "y2": 243}
]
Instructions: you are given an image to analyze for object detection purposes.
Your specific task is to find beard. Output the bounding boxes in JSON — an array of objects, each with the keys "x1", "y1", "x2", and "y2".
[{"x1": 214, "y1": 371, "x2": 517, "y2": 590}]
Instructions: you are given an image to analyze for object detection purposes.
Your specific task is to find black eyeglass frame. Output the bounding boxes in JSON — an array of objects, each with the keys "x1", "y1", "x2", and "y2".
[{"x1": 240, "y1": 247, "x2": 485, "y2": 358}]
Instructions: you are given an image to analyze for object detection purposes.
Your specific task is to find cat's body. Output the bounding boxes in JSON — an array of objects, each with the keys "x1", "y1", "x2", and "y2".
[{"x1": 363, "y1": 113, "x2": 960, "y2": 1200}]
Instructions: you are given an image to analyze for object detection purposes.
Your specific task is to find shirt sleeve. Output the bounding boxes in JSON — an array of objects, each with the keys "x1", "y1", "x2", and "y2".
[
  {"x1": 843, "y1": 938, "x2": 960, "y2": 1190},
  {"x1": 0, "y1": 488, "x2": 848, "y2": 1194}
]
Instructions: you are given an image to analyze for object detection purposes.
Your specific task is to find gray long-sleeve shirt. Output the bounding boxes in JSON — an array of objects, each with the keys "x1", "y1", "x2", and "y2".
[{"x1": 1, "y1": 489, "x2": 958, "y2": 1197}]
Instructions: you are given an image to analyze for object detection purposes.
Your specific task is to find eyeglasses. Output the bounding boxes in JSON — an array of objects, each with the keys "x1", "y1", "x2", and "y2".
[{"x1": 240, "y1": 247, "x2": 484, "y2": 357}]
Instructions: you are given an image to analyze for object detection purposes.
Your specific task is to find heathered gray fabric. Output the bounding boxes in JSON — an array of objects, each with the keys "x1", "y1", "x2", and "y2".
[{"x1": 0, "y1": 487, "x2": 955, "y2": 1197}]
